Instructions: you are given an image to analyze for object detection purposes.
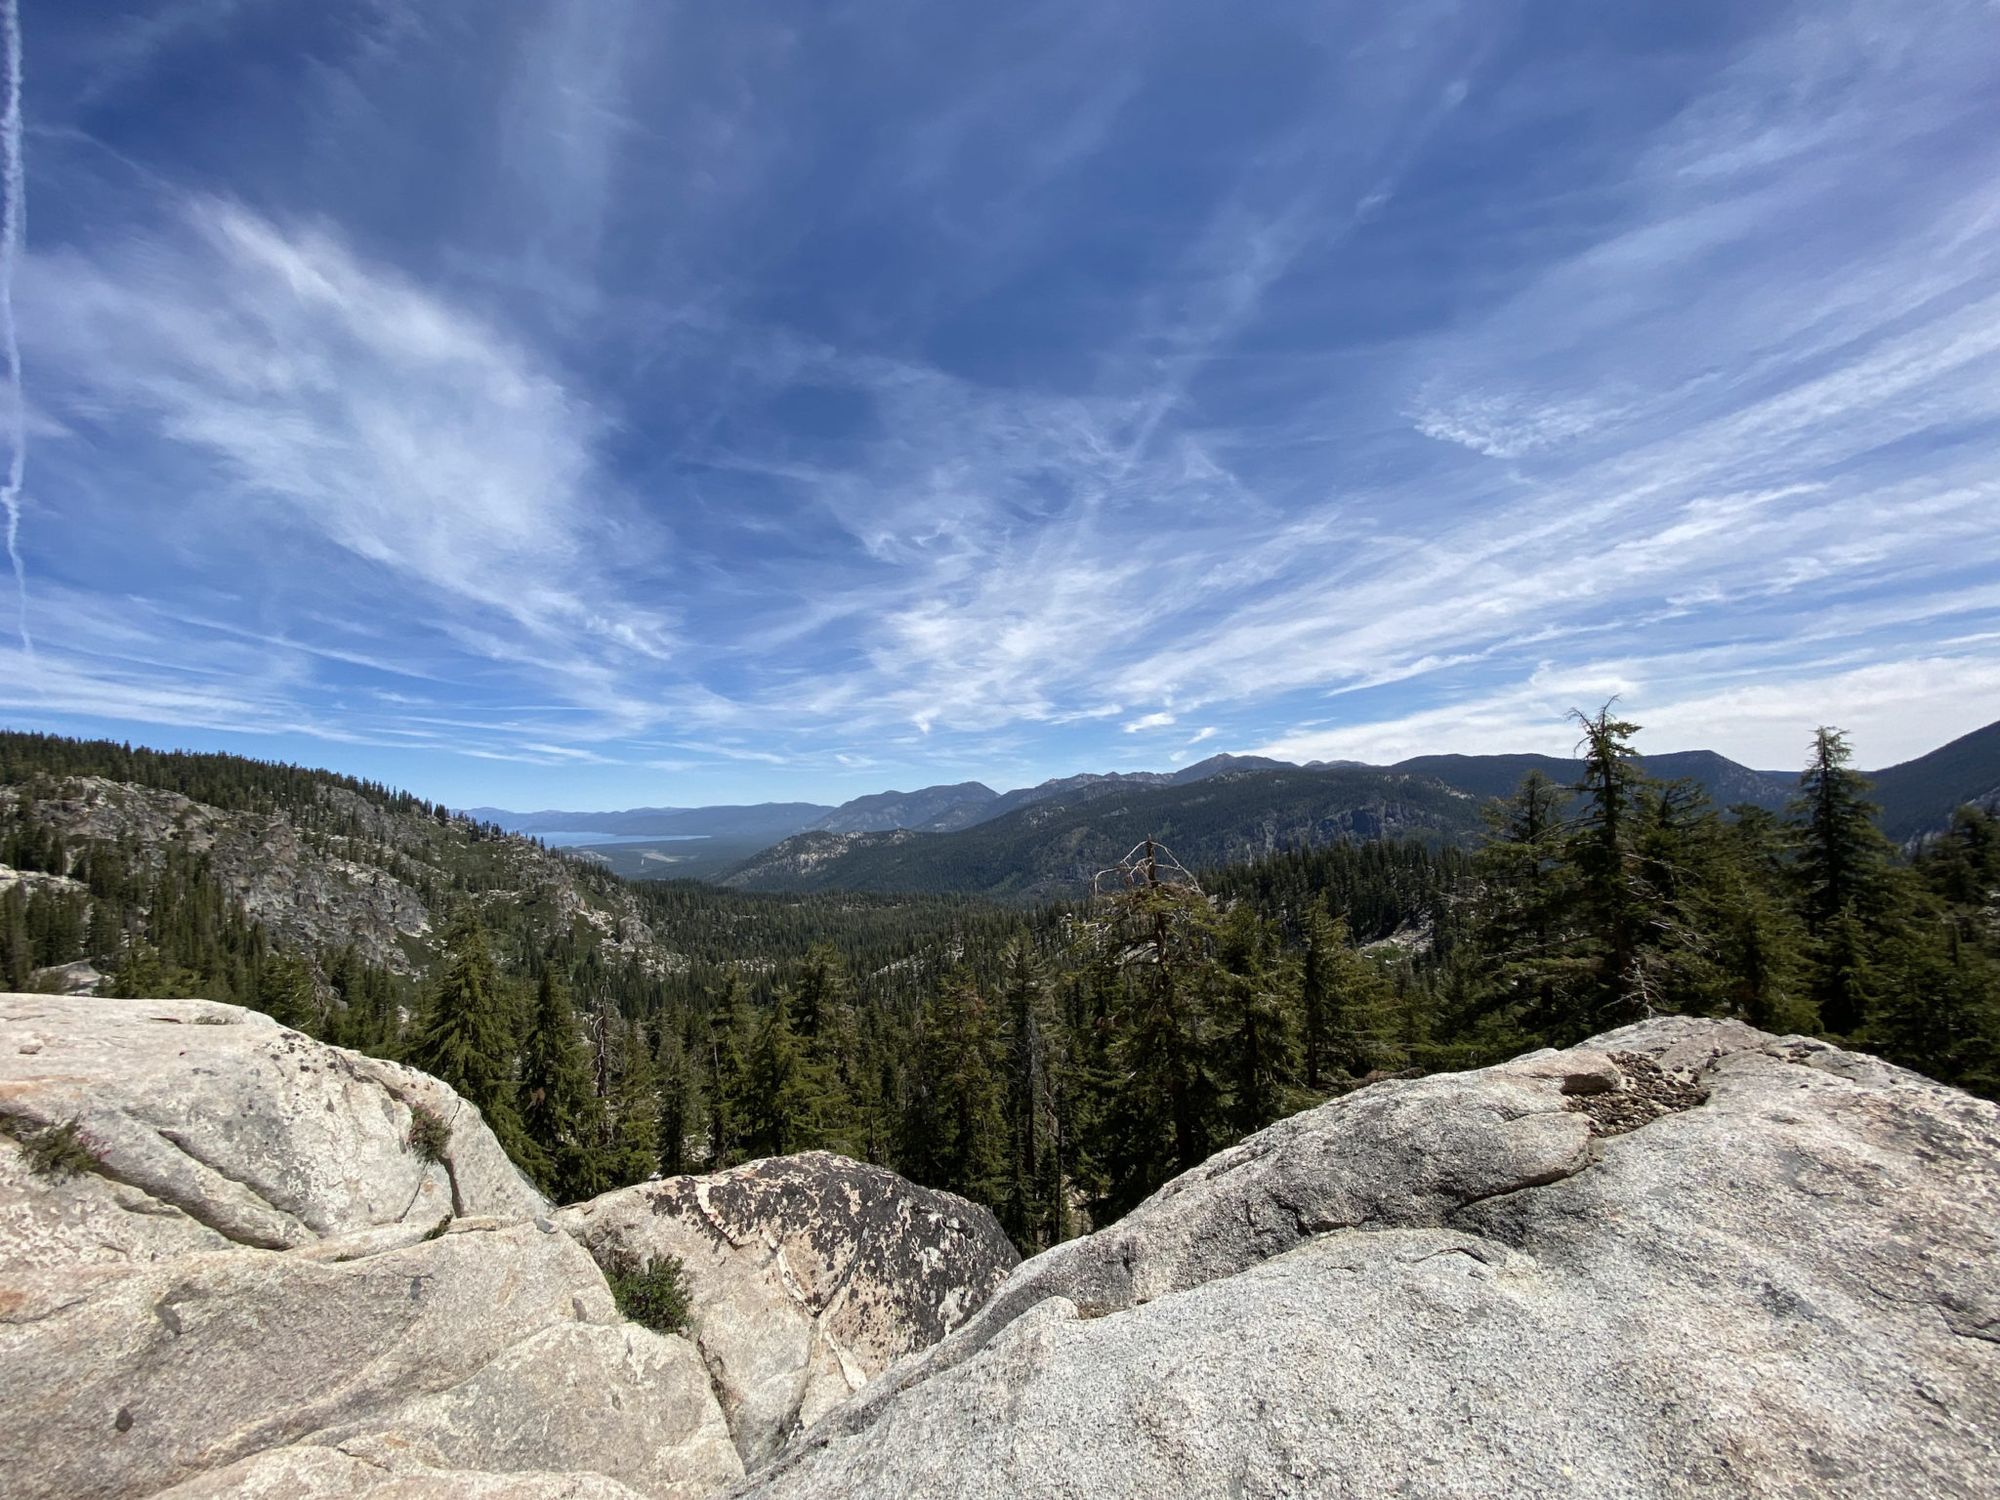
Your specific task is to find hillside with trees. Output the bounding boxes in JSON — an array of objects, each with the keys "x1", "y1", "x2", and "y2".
[{"x1": 3, "y1": 718, "x2": 1996, "y2": 1254}]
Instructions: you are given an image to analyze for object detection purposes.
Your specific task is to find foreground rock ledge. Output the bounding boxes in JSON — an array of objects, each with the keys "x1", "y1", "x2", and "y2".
[
  {"x1": 0, "y1": 994, "x2": 1011, "y2": 1500},
  {"x1": 0, "y1": 995, "x2": 739, "y2": 1500},
  {"x1": 738, "y1": 1018, "x2": 2000, "y2": 1500}
]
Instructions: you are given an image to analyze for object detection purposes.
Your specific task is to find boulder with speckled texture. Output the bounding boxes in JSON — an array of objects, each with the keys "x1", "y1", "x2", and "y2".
[{"x1": 558, "y1": 1151, "x2": 1018, "y2": 1467}]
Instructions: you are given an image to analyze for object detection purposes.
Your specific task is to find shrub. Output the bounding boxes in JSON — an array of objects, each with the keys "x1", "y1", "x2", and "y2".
[
  {"x1": 606, "y1": 1251, "x2": 694, "y2": 1337},
  {"x1": 406, "y1": 1103, "x2": 452, "y2": 1164},
  {"x1": 15, "y1": 1117, "x2": 103, "y2": 1183}
]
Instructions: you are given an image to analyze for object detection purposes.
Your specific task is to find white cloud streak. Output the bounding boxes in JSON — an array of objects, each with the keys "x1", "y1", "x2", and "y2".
[{"x1": 1, "y1": 0, "x2": 28, "y2": 652}]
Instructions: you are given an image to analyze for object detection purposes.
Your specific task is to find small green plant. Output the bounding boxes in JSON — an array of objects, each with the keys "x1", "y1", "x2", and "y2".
[
  {"x1": 606, "y1": 1251, "x2": 694, "y2": 1337},
  {"x1": 15, "y1": 1117, "x2": 104, "y2": 1183},
  {"x1": 422, "y1": 1213, "x2": 452, "y2": 1241},
  {"x1": 406, "y1": 1103, "x2": 452, "y2": 1164}
]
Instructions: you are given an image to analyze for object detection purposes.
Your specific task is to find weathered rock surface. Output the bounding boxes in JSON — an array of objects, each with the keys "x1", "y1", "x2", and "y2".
[
  {"x1": 559, "y1": 1151, "x2": 1018, "y2": 1467},
  {"x1": 0, "y1": 1217, "x2": 739, "y2": 1500},
  {"x1": 741, "y1": 1019, "x2": 2000, "y2": 1499},
  {"x1": 0, "y1": 995, "x2": 744, "y2": 1499},
  {"x1": 154, "y1": 1447, "x2": 651, "y2": 1499},
  {"x1": 0, "y1": 993, "x2": 545, "y2": 1259}
]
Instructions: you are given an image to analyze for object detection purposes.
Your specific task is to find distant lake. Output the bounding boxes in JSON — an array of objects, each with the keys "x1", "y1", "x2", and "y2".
[{"x1": 534, "y1": 831, "x2": 711, "y2": 847}]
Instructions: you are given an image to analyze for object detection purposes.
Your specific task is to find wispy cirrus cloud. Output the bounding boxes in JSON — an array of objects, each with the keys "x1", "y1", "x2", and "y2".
[{"x1": 10, "y1": 0, "x2": 1998, "y2": 806}]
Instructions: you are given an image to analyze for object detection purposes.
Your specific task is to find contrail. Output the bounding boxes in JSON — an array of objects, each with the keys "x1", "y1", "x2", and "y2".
[{"x1": 0, "y1": 0, "x2": 28, "y2": 655}]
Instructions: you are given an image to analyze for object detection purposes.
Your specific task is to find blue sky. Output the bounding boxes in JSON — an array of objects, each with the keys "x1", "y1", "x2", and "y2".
[{"x1": 4, "y1": 0, "x2": 1998, "y2": 809}]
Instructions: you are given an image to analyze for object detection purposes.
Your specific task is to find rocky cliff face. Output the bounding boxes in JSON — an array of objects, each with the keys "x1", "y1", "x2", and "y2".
[
  {"x1": 740, "y1": 1018, "x2": 2000, "y2": 1499},
  {"x1": 558, "y1": 1153, "x2": 1017, "y2": 1467},
  {"x1": 1, "y1": 776, "x2": 675, "y2": 978}
]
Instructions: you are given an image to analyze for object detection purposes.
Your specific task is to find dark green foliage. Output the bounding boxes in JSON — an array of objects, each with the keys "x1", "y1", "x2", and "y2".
[
  {"x1": 607, "y1": 1018, "x2": 662, "y2": 1184},
  {"x1": 5, "y1": 722, "x2": 1997, "y2": 1266},
  {"x1": 405, "y1": 1103, "x2": 452, "y2": 1164},
  {"x1": 256, "y1": 950, "x2": 318, "y2": 1030},
  {"x1": 11, "y1": 1116, "x2": 103, "y2": 1182},
  {"x1": 1214, "y1": 902, "x2": 1297, "y2": 1137},
  {"x1": 654, "y1": 1020, "x2": 696, "y2": 1177},
  {"x1": 518, "y1": 969, "x2": 608, "y2": 1202},
  {"x1": 407, "y1": 913, "x2": 532, "y2": 1165},
  {"x1": 703, "y1": 976, "x2": 750, "y2": 1170},
  {"x1": 899, "y1": 975, "x2": 1006, "y2": 1205},
  {"x1": 606, "y1": 1251, "x2": 694, "y2": 1337},
  {"x1": 741, "y1": 988, "x2": 816, "y2": 1160}
]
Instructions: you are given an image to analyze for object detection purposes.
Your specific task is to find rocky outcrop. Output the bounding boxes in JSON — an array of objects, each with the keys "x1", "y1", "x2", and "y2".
[
  {"x1": 0, "y1": 993, "x2": 544, "y2": 1259},
  {"x1": 559, "y1": 1152, "x2": 1018, "y2": 1468},
  {"x1": 0, "y1": 1216, "x2": 739, "y2": 1500},
  {"x1": 740, "y1": 1019, "x2": 2000, "y2": 1499},
  {"x1": 0, "y1": 995, "x2": 741, "y2": 1499},
  {"x1": 0, "y1": 777, "x2": 679, "y2": 979}
]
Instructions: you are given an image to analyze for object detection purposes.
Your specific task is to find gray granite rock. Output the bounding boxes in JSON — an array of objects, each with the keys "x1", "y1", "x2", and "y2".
[
  {"x1": 559, "y1": 1151, "x2": 1018, "y2": 1467},
  {"x1": 0, "y1": 994, "x2": 741, "y2": 1500},
  {"x1": 0, "y1": 993, "x2": 546, "y2": 1257},
  {"x1": 740, "y1": 1020, "x2": 2000, "y2": 1499},
  {"x1": 0, "y1": 1218, "x2": 740, "y2": 1500},
  {"x1": 153, "y1": 1447, "x2": 651, "y2": 1499}
]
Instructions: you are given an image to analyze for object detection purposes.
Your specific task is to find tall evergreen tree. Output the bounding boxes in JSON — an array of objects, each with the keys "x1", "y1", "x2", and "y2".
[
  {"x1": 256, "y1": 950, "x2": 317, "y2": 1030},
  {"x1": 1792, "y1": 727, "x2": 1898, "y2": 1035},
  {"x1": 704, "y1": 975, "x2": 750, "y2": 1169},
  {"x1": 408, "y1": 912, "x2": 530, "y2": 1165},
  {"x1": 1094, "y1": 870, "x2": 1222, "y2": 1211},
  {"x1": 901, "y1": 975, "x2": 1006, "y2": 1208},
  {"x1": 742, "y1": 988, "x2": 815, "y2": 1159},
  {"x1": 655, "y1": 1014, "x2": 699, "y2": 1177},
  {"x1": 1213, "y1": 902, "x2": 1297, "y2": 1137},
  {"x1": 1565, "y1": 704, "x2": 1653, "y2": 1035},
  {"x1": 518, "y1": 968, "x2": 608, "y2": 1202},
  {"x1": 997, "y1": 938, "x2": 1051, "y2": 1246},
  {"x1": 1794, "y1": 727, "x2": 1891, "y2": 935},
  {"x1": 608, "y1": 1018, "x2": 662, "y2": 1184}
]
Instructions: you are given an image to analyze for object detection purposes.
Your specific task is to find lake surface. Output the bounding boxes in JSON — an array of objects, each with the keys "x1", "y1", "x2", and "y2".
[{"x1": 533, "y1": 831, "x2": 711, "y2": 847}]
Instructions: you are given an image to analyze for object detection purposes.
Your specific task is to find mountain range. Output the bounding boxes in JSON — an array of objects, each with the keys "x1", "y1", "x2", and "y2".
[{"x1": 469, "y1": 719, "x2": 2000, "y2": 897}]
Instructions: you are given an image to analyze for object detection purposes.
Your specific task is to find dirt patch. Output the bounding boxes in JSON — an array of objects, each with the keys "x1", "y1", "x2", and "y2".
[{"x1": 1566, "y1": 1051, "x2": 1710, "y2": 1137}]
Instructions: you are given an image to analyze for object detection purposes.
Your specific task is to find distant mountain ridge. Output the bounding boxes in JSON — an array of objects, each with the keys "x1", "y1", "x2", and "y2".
[
  {"x1": 471, "y1": 753, "x2": 1331, "y2": 845},
  {"x1": 471, "y1": 723, "x2": 2000, "y2": 892},
  {"x1": 721, "y1": 765, "x2": 1489, "y2": 901}
]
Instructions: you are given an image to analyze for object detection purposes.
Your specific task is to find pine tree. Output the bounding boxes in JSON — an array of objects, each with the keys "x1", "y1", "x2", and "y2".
[
  {"x1": 1794, "y1": 727, "x2": 1892, "y2": 936},
  {"x1": 1789, "y1": 726, "x2": 1902, "y2": 1037},
  {"x1": 408, "y1": 912, "x2": 531, "y2": 1165},
  {"x1": 900, "y1": 974, "x2": 1006, "y2": 1208},
  {"x1": 1300, "y1": 909, "x2": 1398, "y2": 1083},
  {"x1": 1565, "y1": 704, "x2": 1653, "y2": 1035},
  {"x1": 608, "y1": 1018, "x2": 662, "y2": 1185},
  {"x1": 1094, "y1": 870, "x2": 1222, "y2": 1211},
  {"x1": 997, "y1": 939, "x2": 1050, "y2": 1247},
  {"x1": 742, "y1": 989, "x2": 815, "y2": 1159},
  {"x1": 518, "y1": 968, "x2": 608, "y2": 1202},
  {"x1": 0, "y1": 885, "x2": 30, "y2": 990},
  {"x1": 704, "y1": 975, "x2": 750, "y2": 1170},
  {"x1": 1213, "y1": 902, "x2": 1297, "y2": 1137},
  {"x1": 1710, "y1": 807, "x2": 1810, "y2": 1031},
  {"x1": 656, "y1": 1015, "x2": 699, "y2": 1177},
  {"x1": 256, "y1": 950, "x2": 318, "y2": 1031}
]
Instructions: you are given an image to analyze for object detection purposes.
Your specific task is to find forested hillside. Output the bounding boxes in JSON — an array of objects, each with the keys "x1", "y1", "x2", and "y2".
[
  {"x1": 722, "y1": 765, "x2": 1488, "y2": 898},
  {"x1": 3, "y1": 717, "x2": 1995, "y2": 1254}
]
